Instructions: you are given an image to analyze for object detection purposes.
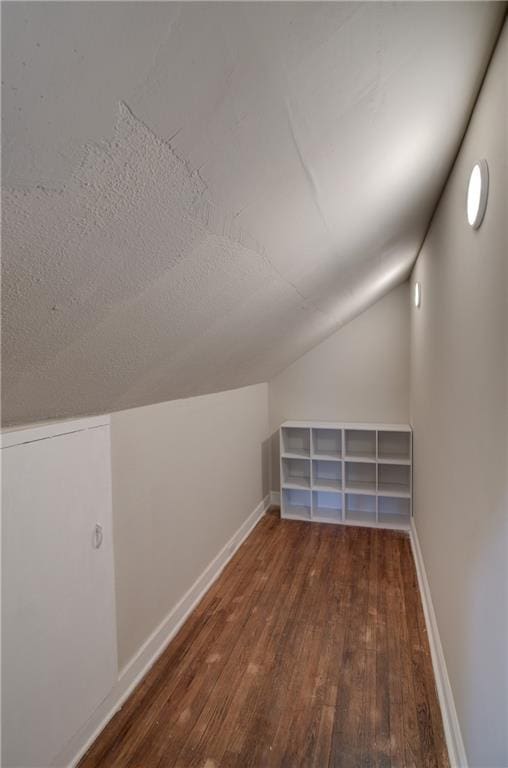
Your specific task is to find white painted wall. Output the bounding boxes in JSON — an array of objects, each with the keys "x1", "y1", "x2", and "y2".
[
  {"x1": 269, "y1": 283, "x2": 410, "y2": 489},
  {"x1": 410, "y1": 21, "x2": 507, "y2": 767},
  {"x1": 111, "y1": 383, "x2": 270, "y2": 669},
  {"x1": 1, "y1": 418, "x2": 117, "y2": 768},
  {"x1": 1, "y1": 386, "x2": 270, "y2": 767}
]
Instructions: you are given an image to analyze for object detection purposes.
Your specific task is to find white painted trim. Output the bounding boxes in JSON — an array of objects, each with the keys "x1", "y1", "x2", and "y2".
[
  {"x1": 410, "y1": 518, "x2": 468, "y2": 768},
  {"x1": 52, "y1": 493, "x2": 271, "y2": 768},
  {"x1": 281, "y1": 419, "x2": 411, "y2": 432},
  {"x1": 1, "y1": 415, "x2": 110, "y2": 449},
  {"x1": 270, "y1": 490, "x2": 280, "y2": 506}
]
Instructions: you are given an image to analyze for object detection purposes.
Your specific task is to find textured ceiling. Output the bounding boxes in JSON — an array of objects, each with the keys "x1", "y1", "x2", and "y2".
[{"x1": 1, "y1": 2, "x2": 505, "y2": 426}]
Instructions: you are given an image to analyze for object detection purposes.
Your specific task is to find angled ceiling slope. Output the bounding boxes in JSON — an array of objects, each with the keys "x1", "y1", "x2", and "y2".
[{"x1": 1, "y1": 2, "x2": 504, "y2": 426}]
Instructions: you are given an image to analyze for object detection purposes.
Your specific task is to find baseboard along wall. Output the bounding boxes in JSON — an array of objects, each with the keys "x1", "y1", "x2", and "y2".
[
  {"x1": 270, "y1": 492, "x2": 465, "y2": 766},
  {"x1": 409, "y1": 519, "x2": 468, "y2": 768},
  {"x1": 52, "y1": 494, "x2": 272, "y2": 768},
  {"x1": 52, "y1": 494, "x2": 463, "y2": 768}
]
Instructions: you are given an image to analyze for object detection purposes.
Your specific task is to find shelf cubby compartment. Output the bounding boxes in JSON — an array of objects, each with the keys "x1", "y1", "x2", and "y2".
[
  {"x1": 345, "y1": 493, "x2": 376, "y2": 525},
  {"x1": 345, "y1": 429, "x2": 376, "y2": 461},
  {"x1": 345, "y1": 461, "x2": 376, "y2": 493},
  {"x1": 312, "y1": 491, "x2": 342, "y2": 523},
  {"x1": 282, "y1": 489, "x2": 311, "y2": 521},
  {"x1": 281, "y1": 427, "x2": 310, "y2": 457},
  {"x1": 282, "y1": 457, "x2": 311, "y2": 489},
  {"x1": 312, "y1": 459, "x2": 342, "y2": 491},
  {"x1": 312, "y1": 428, "x2": 342, "y2": 459},
  {"x1": 377, "y1": 431, "x2": 411, "y2": 463},
  {"x1": 378, "y1": 496, "x2": 411, "y2": 527},
  {"x1": 377, "y1": 463, "x2": 410, "y2": 496}
]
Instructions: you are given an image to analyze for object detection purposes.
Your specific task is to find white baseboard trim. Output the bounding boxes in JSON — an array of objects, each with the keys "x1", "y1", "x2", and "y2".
[
  {"x1": 410, "y1": 518, "x2": 468, "y2": 768},
  {"x1": 53, "y1": 494, "x2": 271, "y2": 768},
  {"x1": 270, "y1": 490, "x2": 280, "y2": 505}
]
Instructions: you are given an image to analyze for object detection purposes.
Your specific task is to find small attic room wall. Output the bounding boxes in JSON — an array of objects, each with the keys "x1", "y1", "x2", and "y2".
[
  {"x1": 110, "y1": 383, "x2": 269, "y2": 670},
  {"x1": 410, "y1": 20, "x2": 507, "y2": 767},
  {"x1": 269, "y1": 283, "x2": 410, "y2": 491}
]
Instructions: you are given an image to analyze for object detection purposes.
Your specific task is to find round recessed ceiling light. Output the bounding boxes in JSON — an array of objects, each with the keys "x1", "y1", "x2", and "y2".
[
  {"x1": 467, "y1": 159, "x2": 489, "y2": 229},
  {"x1": 414, "y1": 281, "x2": 421, "y2": 308}
]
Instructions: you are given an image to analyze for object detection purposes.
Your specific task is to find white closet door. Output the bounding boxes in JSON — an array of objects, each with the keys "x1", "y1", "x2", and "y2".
[{"x1": 2, "y1": 421, "x2": 117, "y2": 768}]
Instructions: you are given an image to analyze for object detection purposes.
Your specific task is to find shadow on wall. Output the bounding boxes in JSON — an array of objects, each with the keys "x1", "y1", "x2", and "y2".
[
  {"x1": 269, "y1": 431, "x2": 280, "y2": 493},
  {"x1": 464, "y1": 497, "x2": 508, "y2": 761},
  {"x1": 261, "y1": 437, "x2": 271, "y2": 499}
]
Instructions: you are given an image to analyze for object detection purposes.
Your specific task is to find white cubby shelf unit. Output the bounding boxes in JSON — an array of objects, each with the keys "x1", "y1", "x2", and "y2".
[{"x1": 280, "y1": 421, "x2": 412, "y2": 530}]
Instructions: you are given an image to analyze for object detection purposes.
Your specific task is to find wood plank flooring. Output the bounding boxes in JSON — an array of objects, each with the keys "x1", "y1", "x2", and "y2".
[{"x1": 79, "y1": 511, "x2": 449, "y2": 768}]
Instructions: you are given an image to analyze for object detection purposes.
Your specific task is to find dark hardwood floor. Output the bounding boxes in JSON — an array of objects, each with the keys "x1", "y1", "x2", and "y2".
[{"x1": 79, "y1": 510, "x2": 449, "y2": 767}]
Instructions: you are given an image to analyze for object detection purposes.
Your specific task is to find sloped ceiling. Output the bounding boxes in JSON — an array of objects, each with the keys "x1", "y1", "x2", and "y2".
[{"x1": 1, "y1": 2, "x2": 505, "y2": 426}]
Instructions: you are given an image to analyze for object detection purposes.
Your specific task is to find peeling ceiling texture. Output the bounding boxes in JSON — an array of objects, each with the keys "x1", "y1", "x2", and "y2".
[{"x1": 1, "y1": 2, "x2": 505, "y2": 426}]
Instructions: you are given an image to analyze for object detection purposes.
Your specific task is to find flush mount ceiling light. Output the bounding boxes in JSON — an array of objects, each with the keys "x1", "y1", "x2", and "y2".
[
  {"x1": 467, "y1": 159, "x2": 489, "y2": 229},
  {"x1": 414, "y1": 281, "x2": 421, "y2": 308}
]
